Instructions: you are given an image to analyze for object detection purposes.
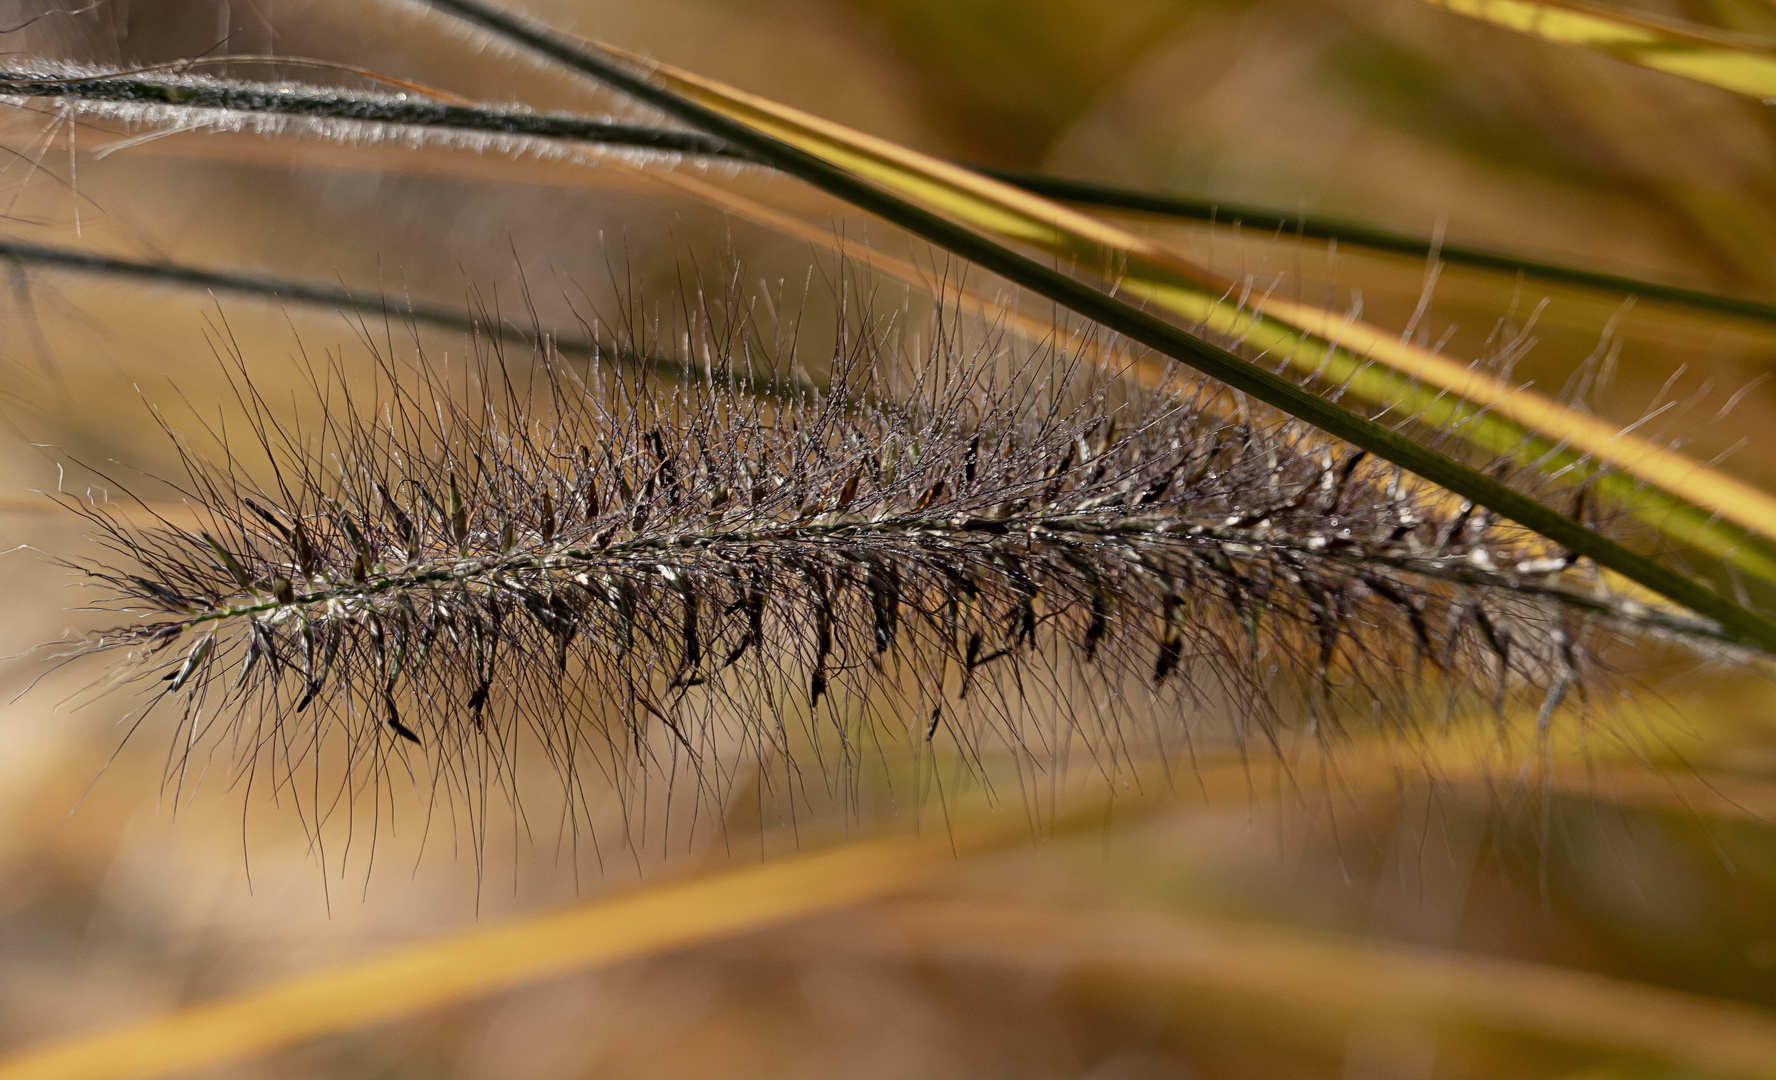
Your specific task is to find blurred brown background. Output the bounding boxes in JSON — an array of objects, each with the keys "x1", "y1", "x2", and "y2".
[{"x1": 4, "y1": 0, "x2": 1776, "y2": 1077}]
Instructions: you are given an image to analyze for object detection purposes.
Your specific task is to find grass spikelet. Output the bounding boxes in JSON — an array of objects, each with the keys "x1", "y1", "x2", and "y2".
[{"x1": 40, "y1": 281, "x2": 1738, "y2": 855}]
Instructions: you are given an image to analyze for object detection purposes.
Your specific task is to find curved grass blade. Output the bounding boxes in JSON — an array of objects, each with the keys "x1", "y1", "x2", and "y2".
[
  {"x1": 627, "y1": 72, "x2": 1776, "y2": 580},
  {"x1": 983, "y1": 168, "x2": 1776, "y2": 330},
  {"x1": 0, "y1": 840, "x2": 953, "y2": 1080},
  {"x1": 6, "y1": 747, "x2": 1769, "y2": 1080},
  {"x1": 1415, "y1": 0, "x2": 1776, "y2": 98},
  {"x1": 786, "y1": 900, "x2": 1776, "y2": 1078},
  {"x1": 410, "y1": 8, "x2": 1776, "y2": 586},
  {"x1": 414, "y1": 0, "x2": 1776, "y2": 653},
  {"x1": 18, "y1": 63, "x2": 1774, "y2": 333},
  {"x1": 25, "y1": 64, "x2": 1776, "y2": 585},
  {"x1": 0, "y1": 792, "x2": 1147, "y2": 1080}
]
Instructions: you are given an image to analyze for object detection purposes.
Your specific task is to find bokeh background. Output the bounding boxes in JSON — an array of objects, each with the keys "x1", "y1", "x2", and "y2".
[{"x1": 4, "y1": 0, "x2": 1776, "y2": 1077}]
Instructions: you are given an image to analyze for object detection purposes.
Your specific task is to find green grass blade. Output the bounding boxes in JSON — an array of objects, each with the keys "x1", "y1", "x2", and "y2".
[
  {"x1": 519, "y1": 34, "x2": 1776, "y2": 589},
  {"x1": 983, "y1": 168, "x2": 1776, "y2": 330},
  {"x1": 1153, "y1": 283, "x2": 1776, "y2": 589},
  {"x1": 30, "y1": 68, "x2": 1776, "y2": 581},
  {"x1": 25, "y1": 64, "x2": 1771, "y2": 331},
  {"x1": 417, "y1": 0, "x2": 1776, "y2": 653}
]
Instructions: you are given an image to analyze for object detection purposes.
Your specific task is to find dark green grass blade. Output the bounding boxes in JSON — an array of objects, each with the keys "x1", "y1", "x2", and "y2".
[
  {"x1": 17, "y1": 69, "x2": 1770, "y2": 331},
  {"x1": 981, "y1": 169, "x2": 1776, "y2": 330},
  {"x1": 0, "y1": 240, "x2": 815, "y2": 396},
  {"x1": 0, "y1": 70, "x2": 737, "y2": 157},
  {"x1": 0, "y1": 239, "x2": 539, "y2": 344},
  {"x1": 417, "y1": 0, "x2": 1776, "y2": 654}
]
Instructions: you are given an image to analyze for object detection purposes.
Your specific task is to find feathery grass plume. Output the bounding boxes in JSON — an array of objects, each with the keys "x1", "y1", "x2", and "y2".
[
  {"x1": 41, "y1": 278, "x2": 1739, "y2": 859},
  {"x1": 13, "y1": 44, "x2": 1776, "y2": 621}
]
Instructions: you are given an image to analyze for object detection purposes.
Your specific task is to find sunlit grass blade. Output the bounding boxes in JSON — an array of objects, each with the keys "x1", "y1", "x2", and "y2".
[
  {"x1": 620, "y1": 53, "x2": 1776, "y2": 584},
  {"x1": 25, "y1": 62, "x2": 1774, "y2": 332},
  {"x1": 986, "y1": 168, "x2": 1776, "y2": 330},
  {"x1": 0, "y1": 806, "x2": 1099, "y2": 1080},
  {"x1": 779, "y1": 900, "x2": 1776, "y2": 1078},
  {"x1": 417, "y1": 0, "x2": 1776, "y2": 581},
  {"x1": 1, "y1": 669, "x2": 1763, "y2": 1080},
  {"x1": 5, "y1": 741, "x2": 1741, "y2": 1080},
  {"x1": 413, "y1": 0, "x2": 1776, "y2": 654},
  {"x1": 27, "y1": 58, "x2": 1776, "y2": 586},
  {"x1": 1414, "y1": 0, "x2": 1776, "y2": 98}
]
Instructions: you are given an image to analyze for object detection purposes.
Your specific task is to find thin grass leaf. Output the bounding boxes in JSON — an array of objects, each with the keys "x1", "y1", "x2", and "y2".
[
  {"x1": 22, "y1": 58, "x2": 1776, "y2": 584},
  {"x1": 0, "y1": 64, "x2": 735, "y2": 159},
  {"x1": 0, "y1": 238, "x2": 575, "y2": 355},
  {"x1": 587, "y1": 41, "x2": 1776, "y2": 584},
  {"x1": 1415, "y1": 0, "x2": 1776, "y2": 99},
  {"x1": 18, "y1": 62, "x2": 1773, "y2": 333},
  {"x1": 634, "y1": 165, "x2": 1201, "y2": 398},
  {"x1": 781, "y1": 900, "x2": 1776, "y2": 1079},
  {"x1": 0, "y1": 811, "x2": 1064, "y2": 1080},
  {"x1": 984, "y1": 168, "x2": 1776, "y2": 331},
  {"x1": 2, "y1": 742, "x2": 1716, "y2": 1080},
  {"x1": 414, "y1": 0, "x2": 1776, "y2": 654},
  {"x1": 0, "y1": 238, "x2": 814, "y2": 401}
]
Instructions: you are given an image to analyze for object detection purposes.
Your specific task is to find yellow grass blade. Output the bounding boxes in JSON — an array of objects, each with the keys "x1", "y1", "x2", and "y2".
[
  {"x1": 0, "y1": 788, "x2": 1150, "y2": 1080},
  {"x1": 2, "y1": 714, "x2": 1766, "y2": 1080},
  {"x1": 0, "y1": 745, "x2": 1527, "y2": 1080},
  {"x1": 777, "y1": 900, "x2": 1776, "y2": 1077},
  {"x1": 613, "y1": 48, "x2": 1776, "y2": 581},
  {"x1": 0, "y1": 835, "x2": 971, "y2": 1080},
  {"x1": 633, "y1": 165, "x2": 1708, "y2": 620},
  {"x1": 1416, "y1": 0, "x2": 1776, "y2": 98}
]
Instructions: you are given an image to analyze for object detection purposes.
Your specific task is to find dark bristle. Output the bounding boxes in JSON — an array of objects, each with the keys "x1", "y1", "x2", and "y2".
[{"x1": 44, "y1": 275, "x2": 1737, "y2": 859}]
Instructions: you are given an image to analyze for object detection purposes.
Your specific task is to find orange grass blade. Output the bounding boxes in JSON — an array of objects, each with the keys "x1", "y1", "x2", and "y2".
[
  {"x1": 0, "y1": 839, "x2": 964, "y2": 1080},
  {"x1": 0, "y1": 752, "x2": 1463, "y2": 1080}
]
